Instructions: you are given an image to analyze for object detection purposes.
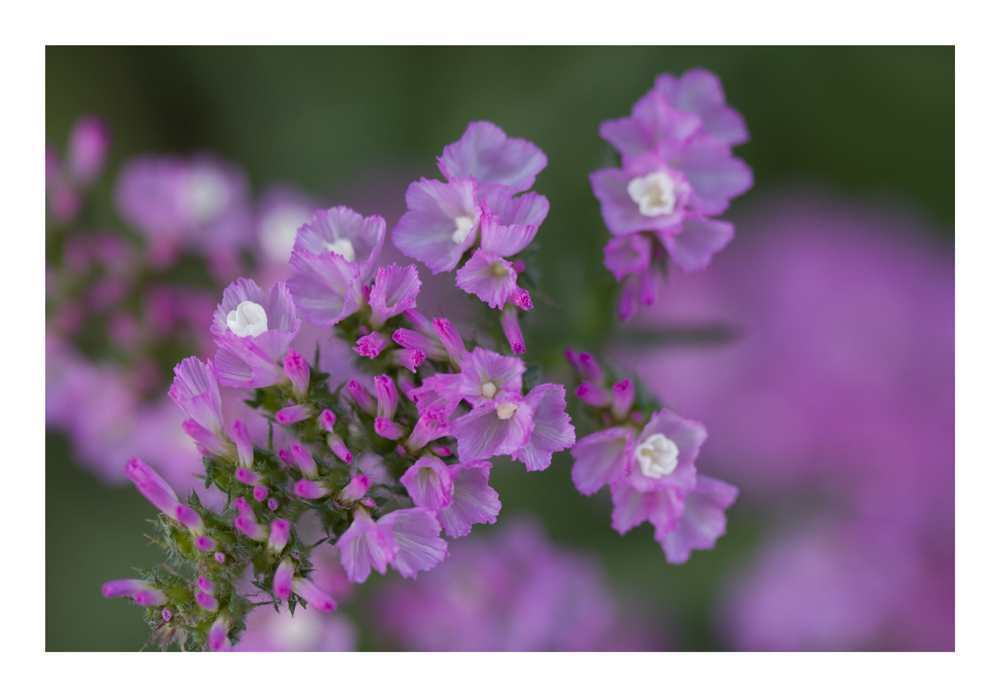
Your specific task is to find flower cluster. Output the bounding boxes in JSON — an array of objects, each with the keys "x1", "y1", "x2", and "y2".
[
  {"x1": 590, "y1": 68, "x2": 753, "y2": 320},
  {"x1": 392, "y1": 122, "x2": 549, "y2": 354},
  {"x1": 102, "y1": 194, "x2": 575, "y2": 649},
  {"x1": 566, "y1": 349, "x2": 738, "y2": 563}
]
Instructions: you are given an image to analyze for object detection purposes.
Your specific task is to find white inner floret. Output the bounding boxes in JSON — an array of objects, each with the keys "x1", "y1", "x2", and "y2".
[
  {"x1": 495, "y1": 402, "x2": 517, "y2": 420},
  {"x1": 627, "y1": 171, "x2": 677, "y2": 217},
  {"x1": 451, "y1": 215, "x2": 475, "y2": 245},
  {"x1": 480, "y1": 381, "x2": 498, "y2": 400},
  {"x1": 325, "y1": 238, "x2": 356, "y2": 262},
  {"x1": 227, "y1": 301, "x2": 269, "y2": 337},
  {"x1": 634, "y1": 433, "x2": 680, "y2": 479},
  {"x1": 185, "y1": 169, "x2": 230, "y2": 226}
]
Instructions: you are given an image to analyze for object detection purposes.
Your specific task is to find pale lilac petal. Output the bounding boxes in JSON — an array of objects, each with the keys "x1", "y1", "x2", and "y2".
[
  {"x1": 455, "y1": 250, "x2": 518, "y2": 309},
  {"x1": 381, "y1": 508, "x2": 449, "y2": 579},
  {"x1": 438, "y1": 461, "x2": 501, "y2": 538},
  {"x1": 451, "y1": 397, "x2": 535, "y2": 462},
  {"x1": 437, "y1": 121, "x2": 547, "y2": 192},
  {"x1": 336, "y1": 513, "x2": 398, "y2": 584},
  {"x1": 672, "y1": 138, "x2": 753, "y2": 216},
  {"x1": 292, "y1": 577, "x2": 338, "y2": 612},
  {"x1": 124, "y1": 458, "x2": 178, "y2": 516},
  {"x1": 392, "y1": 178, "x2": 479, "y2": 274},
  {"x1": 478, "y1": 184, "x2": 550, "y2": 227},
  {"x1": 213, "y1": 334, "x2": 287, "y2": 388},
  {"x1": 655, "y1": 69, "x2": 749, "y2": 146},
  {"x1": 211, "y1": 278, "x2": 267, "y2": 336},
  {"x1": 287, "y1": 249, "x2": 364, "y2": 327},
  {"x1": 657, "y1": 475, "x2": 738, "y2": 563},
  {"x1": 168, "y1": 357, "x2": 223, "y2": 434},
  {"x1": 610, "y1": 481, "x2": 687, "y2": 536},
  {"x1": 370, "y1": 263, "x2": 421, "y2": 327},
  {"x1": 599, "y1": 90, "x2": 702, "y2": 157},
  {"x1": 570, "y1": 427, "x2": 634, "y2": 496},
  {"x1": 401, "y1": 457, "x2": 454, "y2": 511},
  {"x1": 659, "y1": 217, "x2": 734, "y2": 272},
  {"x1": 513, "y1": 384, "x2": 575, "y2": 472},
  {"x1": 410, "y1": 372, "x2": 464, "y2": 419},
  {"x1": 478, "y1": 209, "x2": 538, "y2": 258},
  {"x1": 293, "y1": 205, "x2": 385, "y2": 280},
  {"x1": 604, "y1": 234, "x2": 653, "y2": 282}
]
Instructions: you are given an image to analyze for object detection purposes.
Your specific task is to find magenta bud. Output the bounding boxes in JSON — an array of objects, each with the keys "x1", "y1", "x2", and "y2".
[
  {"x1": 396, "y1": 444, "x2": 407, "y2": 457},
  {"x1": 288, "y1": 443, "x2": 318, "y2": 479},
  {"x1": 253, "y1": 485, "x2": 269, "y2": 502},
  {"x1": 274, "y1": 558, "x2": 294, "y2": 600},
  {"x1": 196, "y1": 535, "x2": 218, "y2": 552},
  {"x1": 431, "y1": 317, "x2": 466, "y2": 364},
  {"x1": 393, "y1": 348, "x2": 425, "y2": 373},
  {"x1": 231, "y1": 419, "x2": 254, "y2": 469},
  {"x1": 326, "y1": 433, "x2": 353, "y2": 463},
  {"x1": 512, "y1": 259, "x2": 526, "y2": 273},
  {"x1": 337, "y1": 475, "x2": 370, "y2": 505},
  {"x1": 268, "y1": 519, "x2": 291, "y2": 554},
  {"x1": 292, "y1": 577, "x2": 337, "y2": 613},
  {"x1": 430, "y1": 445, "x2": 452, "y2": 458},
  {"x1": 214, "y1": 552, "x2": 226, "y2": 564},
  {"x1": 174, "y1": 504, "x2": 204, "y2": 534},
  {"x1": 232, "y1": 497, "x2": 256, "y2": 521},
  {"x1": 102, "y1": 579, "x2": 153, "y2": 598},
  {"x1": 374, "y1": 374, "x2": 399, "y2": 419},
  {"x1": 124, "y1": 458, "x2": 179, "y2": 519},
  {"x1": 234, "y1": 515, "x2": 268, "y2": 541},
  {"x1": 639, "y1": 268, "x2": 657, "y2": 306},
  {"x1": 374, "y1": 416, "x2": 406, "y2": 441},
  {"x1": 576, "y1": 382, "x2": 612, "y2": 407},
  {"x1": 196, "y1": 592, "x2": 219, "y2": 612},
  {"x1": 236, "y1": 468, "x2": 262, "y2": 486},
  {"x1": 611, "y1": 379, "x2": 636, "y2": 420},
  {"x1": 354, "y1": 332, "x2": 389, "y2": 359},
  {"x1": 283, "y1": 348, "x2": 310, "y2": 399},
  {"x1": 197, "y1": 577, "x2": 214, "y2": 593},
  {"x1": 632, "y1": 410, "x2": 644, "y2": 423},
  {"x1": 276, "y1": 404, "x2": 314, "y2": 424},
  {"x1": 161, "y1": 608, "x2": 173, "y2": 622},
  {"x1": 402, "y1": 308, "x2": 436, "y2": 336},
  {"x1": 360, "y1": 496, "x2": 376, "y2": 507},
  {"x1": 501, "y1": 303, "x2": 526, "y2": 355},
  {"x1": 511, "y1": 288, "x2": 533, "y2": 310},
  {"x1": 318, "y1": 409, "x2": 337, "y2": 432},
  {"x1": 347, "y1": 379, "x2": 377, "y2": 415},
  {"x1": 208, "y1": 617, "x2": 231, "y2": 652},
  {"x1": 133, "y1": 590, "x2": 169, "y2": 606},
  {"x1": 565, "y1": 349, "x2": 604, "y2": 383},
  {"x1": 267, "y1": 498, "x2": 279, "y2": 511},
  {"x1": 293, "y1": 480, "x2": 330, "y2": 500}
]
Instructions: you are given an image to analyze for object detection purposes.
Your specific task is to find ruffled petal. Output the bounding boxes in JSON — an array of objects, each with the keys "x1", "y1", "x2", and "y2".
[
  {"x1": 287, "y1": 250, "x2": 364, "y2": 326},
  {"x1": 657, "y1": 474, "x2": 738, "y2": 564},
  {"x1": 438, "y1": 460, "x2": 501, "y2": 538},
  {"x1": 437, "y1": 121, "x2": 547, "y2": 192},
  {"x1": 370, "y1": 263, "x2": 421, "y2": 327},
  {"x1": 336, "y1": 513, "x2": 398, "y2": 584},
  {"x1": 391, "y1": 178, "x2": 479, "y2": 274},
  {"x1": 293, "y1": 205, "x2": 385, "y2": 280},
  {"x1": 451, "y1": 397, "x2": 535, "y2": 462},
  {"x1": 655, "y1": 69, "x2": 749, "y2": 146},
  {"x1": 513, "y1": 384, "x2": 575, "y2": 472},
  {"x1": 659, "y1": 217, "x2": 734, "y2": 272},
  {"x1": 570, "y1": 426, "x2": 634, "y2": 495},
  {"x1": 603, "y1": 234, "x2": 653, "y2": 282},
  {"x1": 455, "y1": 250, "x2": 518, "y2": 309},
  {"x1": 381, "y1": 508, "x2": 449, "y2": 579}
]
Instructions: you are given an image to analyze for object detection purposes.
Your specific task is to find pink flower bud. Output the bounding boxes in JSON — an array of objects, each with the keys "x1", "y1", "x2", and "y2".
[
  {"x1": 347, "y1": 379, "x2": 377, "y2": 415},
  {"x1": 611, "y1": 379, "x2": 636, "y2": 420},
  {"x1": 354, "y1": 332, "x2": 389, "y2": 359},
  {"x1": 234, "y1": 515, "x2": 268, "y2": 541},
  {"x1": 511, "y1": 288, "x2": 533, "y2": 310},
  {"x1": 292, "y1": 577, "x2": 337, "y2": 613},
  {"x1": 337, "y1": 475, "x2": 371, "y2": 505},
  {"x1": 133, "y1": 590, "x2": 169, "y2": 606},
  {"x1": 576, "y1": 382, "x2": 612, "y2": 407},
  {"x1": 102, "y1": 579, "x2": 154, "y2": 598},
  {"x1": 294, "y1": 480, "x2": 331, "y2": 499},
  {"x1": 274, "y1": 558, "x2": 294, "y2": 600},
  {"x1": 174, "y1": 504, "x2": 204, "y2": 534},
  {"x1": 288, "y1": 443, "x2": 318, "y2": 479},
  {"x1": 208, "y1": 617, "x2": 231, "y2": 652},
  {"x1": 124, "y1": 458, "x2": 178, "y2": 519},
  {"x1": 196, "y1": 592, "x2": 219, "y2": 612},
  {"x1": 268, "y1": 519, "x2": 291, "y2": 554},
  {"x1": 283, "y1": 348, "x2": 310, "y2": 399},
  {"x1": 197, "y1": 577, "x2": 214, "y2": 593},
  {"x1": 431, "y1": 317, "x2": 466, "y2": 364},
  {"x1": 267, "y1": 498, "x2": 279, "y2": 511},
  {"x1": 318, "y1": 409, "x2": 336, "y2": 432},
  {"x1": 393, "y1": 348, "x2": 425, "y2": 373},
  {"x1": 195, "y1": 536, "x2": 217, "y2": 552},
  {"x1": 326, "y1": 433, "x2": 353, "y2": 463},
  {"x1": 276, "y1": 404, "x2": 314, "y2": 424},
  {"x1": 214, "y1": 552, "x2": 226, "y2": 564},
  {"x1": 501, "y1": 303, "x2": 526, "y2": 355},
  {"x1": 565, "y1": 349, "x2": 604, "y2": 384},
  {"x1": 231, "y1": 419, "x2": 254, "y2": 469},
  {"x1": 374, "y1": 375, "x2": 398, "y2": 419},
  {"x1": 232, "y1": 497, "x2": 256, "y2": 521},
  {"x1": 374, "y1": 417, "x2": 406, "y2": 441},
  {"x1": 253, "y1": 485, "x2": 269, "y2": 502},
  {"x1": 235, "y1": 468, "x2": 262, "y2": 486}
]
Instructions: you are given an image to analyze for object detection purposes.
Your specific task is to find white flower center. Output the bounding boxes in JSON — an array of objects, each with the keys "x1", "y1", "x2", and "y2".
[
  {"x1": 634, "y1": 433, "x2": 679, "y2": 479},
  {"x1": 451, "y1": 215, "x2": 475, "y2": 245},
  {"x1": 325, "y1": 238, "x2": 356, "y2": 262},
  {"x1": 495, "y1": 402, "x2": 517, "y2": 420},
  {"x1": 480, "y1": 381, "x2": 497, "y2": 399},
  {"x1": 627, "y1": 172, "x2": 677, "y2": 217},
  {"x1": 227, "y1": 301, "x2": 269, "y2": 337}
]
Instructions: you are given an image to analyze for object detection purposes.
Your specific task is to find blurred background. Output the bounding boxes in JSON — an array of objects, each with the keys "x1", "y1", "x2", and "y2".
[{"x1": 45, "y1": 46, "x2": 954, "y2": 651}]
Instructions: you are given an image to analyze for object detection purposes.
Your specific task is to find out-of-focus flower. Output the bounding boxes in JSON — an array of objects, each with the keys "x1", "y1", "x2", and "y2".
[
  {"x1": 372, "y1": 516, "x2": 664, "y2": 651},
  {"x1": 234, "y1": 605, "x2": 357, "y2": 652}
]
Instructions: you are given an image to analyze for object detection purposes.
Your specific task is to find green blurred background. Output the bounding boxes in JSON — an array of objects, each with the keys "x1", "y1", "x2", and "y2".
[{"x1": 46, "y1": 46, "x2": 954, "y2": 651}]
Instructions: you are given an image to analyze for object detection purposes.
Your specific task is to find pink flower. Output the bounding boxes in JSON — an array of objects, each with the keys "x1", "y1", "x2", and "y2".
[{"x1": 437, "y1": 121, "x2": 548, "y2": 193}]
